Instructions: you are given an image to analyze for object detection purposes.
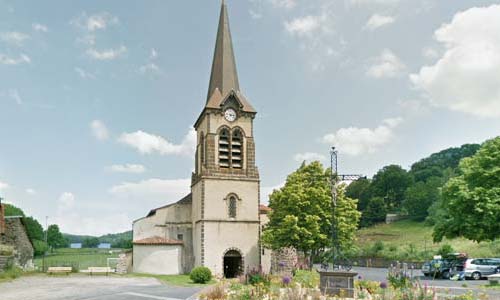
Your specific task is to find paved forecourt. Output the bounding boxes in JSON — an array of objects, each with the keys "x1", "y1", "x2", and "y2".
[{"x1": 0, "y1": 275, "x2": 203, "y2": 300}]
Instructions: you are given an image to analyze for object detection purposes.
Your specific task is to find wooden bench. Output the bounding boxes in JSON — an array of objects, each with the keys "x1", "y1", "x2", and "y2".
[
  {"x1": 88, "y1": 267, "x2": 113, "y2": 276},
  {"x1": 488, "y1": 274, "x2": 500, "y2": 285},
  {"x1": 47, "y1": 267, "x2": 72, "y2": 275}
]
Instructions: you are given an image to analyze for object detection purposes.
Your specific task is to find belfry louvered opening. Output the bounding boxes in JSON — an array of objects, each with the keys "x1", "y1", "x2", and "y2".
[
  {"x1": 219, "y1": 128, "x2": 230, "y2": 168},
  {"x1": 231, "y1": 129, "x2": 243, "y2": 169}
]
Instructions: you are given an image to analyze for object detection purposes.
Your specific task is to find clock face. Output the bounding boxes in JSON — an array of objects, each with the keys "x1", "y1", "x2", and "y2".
[{"x1": 224, "y1": 109, "x2": 237, "y2": 122}]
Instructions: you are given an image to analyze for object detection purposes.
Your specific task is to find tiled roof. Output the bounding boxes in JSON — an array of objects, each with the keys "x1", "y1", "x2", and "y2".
[
  {"x1": 133, "y1": 236, "x2": 183, "y2": 246},
  {"x1": 259, "y1": 204, "x2": 272, "y2": 214}
]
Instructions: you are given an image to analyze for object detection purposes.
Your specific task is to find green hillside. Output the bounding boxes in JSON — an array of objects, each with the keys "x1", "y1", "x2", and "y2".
[{"x1": 355, "y1": 220, "x2": 500, "y2": 261}]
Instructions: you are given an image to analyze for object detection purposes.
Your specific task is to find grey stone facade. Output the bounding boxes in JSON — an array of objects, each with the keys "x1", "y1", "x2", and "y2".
[{"x1": 0, "y1": 216, "x2": 34, "y2": 269}]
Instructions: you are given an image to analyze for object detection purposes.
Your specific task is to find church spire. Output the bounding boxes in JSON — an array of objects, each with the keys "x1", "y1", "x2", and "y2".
[{"x1": 207, "y1": 0, "x2": 240, "y2": 102}]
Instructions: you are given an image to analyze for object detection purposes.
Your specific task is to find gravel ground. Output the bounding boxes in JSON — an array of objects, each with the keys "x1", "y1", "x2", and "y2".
[{"x1": 0, "y1": 275, "x2": 203, "y2": 300}]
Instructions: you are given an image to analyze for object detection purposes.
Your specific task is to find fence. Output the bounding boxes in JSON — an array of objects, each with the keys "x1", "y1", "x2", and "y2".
[{"x1": 35, "y1": 249, "x2": 121, "y2": 272}]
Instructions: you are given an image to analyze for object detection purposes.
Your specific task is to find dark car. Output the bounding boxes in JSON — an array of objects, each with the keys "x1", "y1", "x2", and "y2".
[{"x1": 422, "y1": 254, "x2": 468, "y2": 279}]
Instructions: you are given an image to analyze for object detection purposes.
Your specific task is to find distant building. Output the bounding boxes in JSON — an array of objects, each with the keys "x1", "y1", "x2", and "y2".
[
  {"x1": 98, "y1": 243, "x2": 111, "y2": 249},
  {"x1": 70, "y1": 243, "x2": 82, "y2": 249}
]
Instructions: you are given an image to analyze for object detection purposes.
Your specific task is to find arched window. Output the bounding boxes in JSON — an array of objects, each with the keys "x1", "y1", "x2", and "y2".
[
  {"x1": 228, "y1": 196, "x2": 237, "y2": 218},
  {"x1": 231, "y1": 129, "x2": 243, "y2": 169},
  {"x1": 219, "y1": 128, "x2": 230, "y2": 168}
]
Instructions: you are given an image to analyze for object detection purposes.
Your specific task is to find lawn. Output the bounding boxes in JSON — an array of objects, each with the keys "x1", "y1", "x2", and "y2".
[
  {"x1": 34, "y1": 248, "x2": 122, "y2": 271},
  {"x1": 355, "y1": 220, "x2": 500, "y2": 261},
  {"x1": 131, "y1": 273, "x2": 216, "y2": 287}
]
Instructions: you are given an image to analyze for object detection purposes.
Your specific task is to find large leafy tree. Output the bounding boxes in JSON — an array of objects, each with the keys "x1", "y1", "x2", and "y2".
[
  {"x1": 360, "y1": 197, "x2": 387, "y2": 227},
  {"x1": 262, "y1": 162, "x2": 332, "y2": 264},
  {"x1": 47, "y1": 224, "x2": 68, "y2": 249},
  {"x1": 370, "y1": 165, "x2": 413, "y2": 211},
  {"x1": 333, "y1": 186, "x2": 361, "y2": 253},
  {"x1": 82, "y1": 237, "x2": 100, "y2": 248},
  {"x1": 403, "y1": 177, "x2": 442, "y2": 221},
  {"x1": 433, "y1": 137, "x2": 500, "y2": 242},
  {"x1": 3, "y1": 204, "x2": 25, "y2": 217},
  {"x1": 262, "y1": 161, "x2": 360, "y2": 265},
  {"x1": 345, "y1": 178, "x2": 372, "y2": 211}
]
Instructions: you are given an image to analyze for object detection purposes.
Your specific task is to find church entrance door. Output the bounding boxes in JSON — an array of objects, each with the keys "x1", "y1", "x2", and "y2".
[{"x1": 223, "y1": 249, "x2": 242, "y2": 278}]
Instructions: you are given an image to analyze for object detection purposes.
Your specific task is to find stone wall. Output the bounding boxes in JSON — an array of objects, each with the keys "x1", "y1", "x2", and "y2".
[
  {"x1": 116, "y1": 251, "x2": 133, "y2": 274},
  {"x1": 0, "y1": 217, "x2": 34, "y2": 269},
  {"x1": 270, "y1": 247, "x2": 298, "y2": 276}
]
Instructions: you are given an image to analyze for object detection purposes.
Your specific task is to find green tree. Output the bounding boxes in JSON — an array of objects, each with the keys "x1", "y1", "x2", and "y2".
[
  {"x1": 433, "y1": 137, "x2": 500, "y2": 242},
  {"x1": 47, "y1": 224, "x2": 68, "y2": 249},
  {"x1": 370, "y1": 165, "x2": 413, "y2": 211},
  {"x1": 23, "y1": 216, "x2": 44, "y2": 241},
  {"x1": 360, "y1": 197, "x2": 387, "y2": 227},
  {"x1": 32, "y1": 240, "x2": 49, "y2": 256},
  {"x1": 345, "y1": 178, "x2": 372, "y2": 211},
  {"x1": 403, "y1": 177, "x2": 442, "y2": 221},
  {"x1": 82, "y1": 237, "x2": 100, "y2": 248},
  {"x1": 333, "y1": 186, "x2": 361, "y2": 253},
  {"x1": 4, "y1": 204, "x2": 25, "y2": 217},
  {"x1": 262, "y1": 162, "x2": 333, "y2": 266}
]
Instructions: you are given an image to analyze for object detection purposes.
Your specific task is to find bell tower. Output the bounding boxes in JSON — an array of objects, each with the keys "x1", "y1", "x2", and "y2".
[{"x1": 191, "y1": 1, "x2": 261, "y2": 277}]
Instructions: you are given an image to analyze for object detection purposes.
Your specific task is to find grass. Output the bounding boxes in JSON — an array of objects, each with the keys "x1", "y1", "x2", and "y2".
[
  {"x1": 34, "y1": 248, "x2": 122, "y2": 271},
  {"x1": 131, "y1": 273, "x2": 216, "y2": 287},
  {"x1": 355, "y1": 220, "x2": 500, "y2": 261}
]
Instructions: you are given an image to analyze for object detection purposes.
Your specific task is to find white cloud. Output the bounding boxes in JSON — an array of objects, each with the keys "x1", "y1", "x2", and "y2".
[
  {"x1": 118, "y1": 128, "x2": 196, "y2": 156},
  {"x1": 86, "y1": 45, "x2": 127, "y2": 60},
  {"x1": 90, "y1": 120, "x2": 109, "y2": 141},
  {"x1": 366, "y1": 49, "x2": 406, "y2": 78},
  {"x1": 107, "y1": 164, "x2": 146, "y2": 174},
  {"x1": 109, "y1": 178, "x2": 190, "y2": 202},
  {"x1": 26, "y1": 188, "x2": 36, "y2": 195},
  {"x1": 7, "y1": 89, "x2": 23, "y2": 105},
  {"x1": 150, "y1": 48, "x2": 158, "y2": 60},
  {"x1": 71, "y1": 12, "x2": 119, "y2": 32},
  {"x1": 364, "y1": 14, "x2": 395, "y2": 31},
  {"x1": 322, "y1": 117, "x2": 403, "y2": 156},
  {"x1": 139, "y1": 63, "x2": 160, "y2": 74},
  {"x1": 261, "y1": 182, "x2": 285, "y2": 205},
  {"x1": 0, "y1": 31, "x2": 30, "y2": 46},
  {"x1": 0, "y1": 53, "x2": 31, "y2": 65},
  {"x1": 0, "y1": 181, "x2": 9, "y2": 191},
  {"x1": 422, "y1": 47, "x2": 438, "y2": 59},
  {"x1": 294, "y1": 152, "x2": 326, "y2": 162},
  {"x1": 75, "y1": 67, "x2": 96, "y2": 79},
  {"x1": 269, "y1": 0, "x2": 297, "y2": 9},
  {"x1": 410, "y1": 4, "x2": 500, "y2": 118},
  {"x1": 32, "y1": 23, "x2": 48, "y2": 32},
  {"x1": 249, "y1": 10, "x2": 263, "y2": 20},
  {"x1": 285, "y1": 15, "x2": 322, "y2": 36},
  {"x1": 58, "y1": 192, "x2": 76, "y2": 213}
]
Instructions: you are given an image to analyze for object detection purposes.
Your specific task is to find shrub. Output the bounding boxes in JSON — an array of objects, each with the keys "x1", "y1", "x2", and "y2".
[
  {"x1": 293, "y1": 270, "x2": 319, "y2": 288},
  {"x1": 200, "y1": 284, "x2": 225, "y2": 300},
  {"x1": 355, "y1": 280, "x2": 381, "y2": 294},
  {"x1": 247, "y1": 268, "x2": 270, "y2": 286},
  {"x1": 190, "y1": 266, "x2": 212, "y2": 284},
  {"x1": 437, "y1": 243, "x2": 454, "y2": 257}
]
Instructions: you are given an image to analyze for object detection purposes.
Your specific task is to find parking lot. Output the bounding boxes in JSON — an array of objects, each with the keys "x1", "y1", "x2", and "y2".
[
  {"x1": 354, "y1": 267, "x2": 500, "y2": 298},
  {"x1": 0, "y1": 275, "x2": 203, "y2": 300}
]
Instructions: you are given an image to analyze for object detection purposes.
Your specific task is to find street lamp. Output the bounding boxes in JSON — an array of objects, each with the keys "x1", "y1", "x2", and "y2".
[{"x1": 329, "y1": 147, "x2": 364, "y2": 271}]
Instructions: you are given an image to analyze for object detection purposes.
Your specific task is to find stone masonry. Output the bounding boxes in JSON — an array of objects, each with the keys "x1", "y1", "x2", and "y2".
[{"x1": 0, "y1": 217, "x2": 34, "y2": 269}]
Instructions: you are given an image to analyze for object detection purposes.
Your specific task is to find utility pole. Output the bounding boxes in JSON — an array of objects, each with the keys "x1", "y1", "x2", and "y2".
[{"x1": 43, "y1": 216, "x2": 48, "y2": 272}]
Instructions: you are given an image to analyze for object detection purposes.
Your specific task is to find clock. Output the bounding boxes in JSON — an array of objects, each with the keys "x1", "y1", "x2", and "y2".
[{"x1": 224, "y1": 108, "x2": 237, "y2": 122}]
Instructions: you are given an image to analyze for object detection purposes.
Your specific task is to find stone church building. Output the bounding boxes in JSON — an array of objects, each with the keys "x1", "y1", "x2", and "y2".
[{"x1": 133, "y1": 2, "x2": 271, "y2": 277}]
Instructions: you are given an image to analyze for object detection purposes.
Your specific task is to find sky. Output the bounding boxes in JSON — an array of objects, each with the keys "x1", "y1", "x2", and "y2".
[{"x1": 1, "y1": 0, "x2": 500, "y2": 236}]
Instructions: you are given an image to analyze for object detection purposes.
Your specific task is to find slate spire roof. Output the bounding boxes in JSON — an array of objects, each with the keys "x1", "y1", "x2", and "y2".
[{"x1": 207, "y1": 0, "x2": 240, "y2": 102}]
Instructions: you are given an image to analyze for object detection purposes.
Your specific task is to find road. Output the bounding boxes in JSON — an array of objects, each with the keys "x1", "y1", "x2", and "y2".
[
  {"x1": 352, "y1": 266, "x2": 500, "y2": 298},
  {"x1": 0, "y1": 275, "x2": 203, "y2": 300}
]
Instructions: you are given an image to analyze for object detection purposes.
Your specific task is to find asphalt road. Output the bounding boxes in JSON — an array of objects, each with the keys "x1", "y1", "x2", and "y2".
[
  {"x1": 352, "y1": 266, "x2": 500, "y2": 299},
  {"x1": 0, "y1": 275, "x2": 203, "y2": 300}
]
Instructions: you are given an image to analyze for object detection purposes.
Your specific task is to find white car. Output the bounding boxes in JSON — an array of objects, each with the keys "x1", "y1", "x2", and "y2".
[{"x1": 464, "y1": 258, "x2": 500, "y2": 280}]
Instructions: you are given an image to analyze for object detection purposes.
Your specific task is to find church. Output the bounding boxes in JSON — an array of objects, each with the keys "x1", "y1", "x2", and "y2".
[{"x1": 132, "y1": 2, "x2": 271, "y2": 277}]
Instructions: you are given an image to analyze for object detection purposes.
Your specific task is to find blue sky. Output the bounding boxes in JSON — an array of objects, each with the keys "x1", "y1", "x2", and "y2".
[{"x1": 1, "y1": 0, "x2": 500, "y2": 235}]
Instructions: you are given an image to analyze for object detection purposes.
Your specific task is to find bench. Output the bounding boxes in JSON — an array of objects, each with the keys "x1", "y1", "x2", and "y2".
[
  {"x1": 47, "y1": 267, "x2": 72, "y2": 275},
  {"x1": 488, "y1": 274, "x2": 500, "y2": 285},
  {"x1": 88, "y1": 267, "x2": 113, "y2": 276}
]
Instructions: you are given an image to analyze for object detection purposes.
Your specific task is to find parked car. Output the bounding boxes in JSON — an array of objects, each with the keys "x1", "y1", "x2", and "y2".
[
  {"x1": 422, "y1": 254, "x2": 468, "y2": 279},
  {"x1": 464, "y1": 258, "x2": 500, "y2": 280}
]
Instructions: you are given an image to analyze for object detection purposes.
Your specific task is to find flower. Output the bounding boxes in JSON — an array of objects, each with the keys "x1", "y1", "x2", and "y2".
[
  {"x1": 358, "y1": 275, "x2": 363, "y2": 280},
  {"x1": 380, "y1": 282, "x2": 388, "y2": 289},
  {"x1": 282, "y1": 276, "x2": 291, "y2": 285},
  {"x1": 279, "y1": 261, "x2": 286, "y2": 267}
]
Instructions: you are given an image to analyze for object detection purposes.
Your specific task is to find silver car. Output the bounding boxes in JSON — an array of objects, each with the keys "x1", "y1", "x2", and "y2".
[{"x1": 464, "y1": 258, "x2": 500, "y2": 280}]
